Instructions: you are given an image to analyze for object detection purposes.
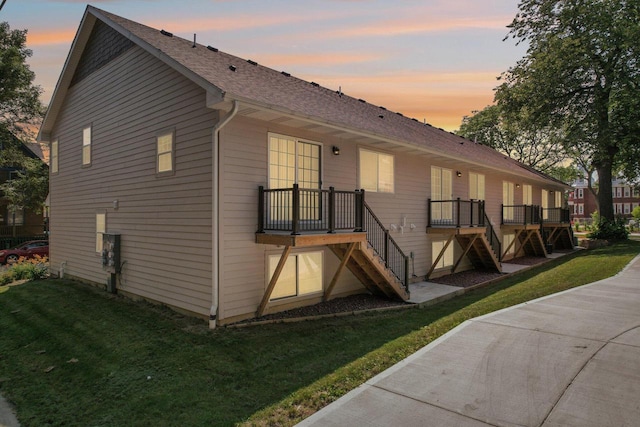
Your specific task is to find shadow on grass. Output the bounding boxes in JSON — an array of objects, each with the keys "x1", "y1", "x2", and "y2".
[{"x1": 0, "y1": 240, "x2": 638, "y2": 426}]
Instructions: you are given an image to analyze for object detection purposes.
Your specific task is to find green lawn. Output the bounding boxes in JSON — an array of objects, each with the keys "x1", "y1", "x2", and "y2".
[{"x1": 1, "y1": 240, "x2": 638, "y2": 426}]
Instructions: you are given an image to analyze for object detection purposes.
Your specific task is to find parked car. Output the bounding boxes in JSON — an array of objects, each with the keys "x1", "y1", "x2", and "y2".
[{"x1": 0, "y1": 240, "x2": 49, "y2": 264}]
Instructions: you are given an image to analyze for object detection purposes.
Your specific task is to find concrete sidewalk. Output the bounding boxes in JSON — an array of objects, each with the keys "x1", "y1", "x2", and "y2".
[{"x1": 299, "y1": 255, "x2": 640, "y2": 426}]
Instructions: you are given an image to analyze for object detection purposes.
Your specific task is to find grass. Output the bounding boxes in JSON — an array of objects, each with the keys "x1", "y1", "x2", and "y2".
[{"x1": 0, "y1": 240, "x2": 638, "y2": 426}]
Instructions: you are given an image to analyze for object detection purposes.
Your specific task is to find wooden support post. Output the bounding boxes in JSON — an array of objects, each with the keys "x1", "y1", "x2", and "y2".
[
  {"x1": 426, "y1": 233, "x2": 454, "y2": 279},
  {"x1": 452, "y1": 234, "x2": 478, "y2": 273},
  {"x1": 257, "y1": 245, "x2": 292, "y2": 317},
  {"x1": 325, "y1": 242, "x2": 357, "y2": 301}
]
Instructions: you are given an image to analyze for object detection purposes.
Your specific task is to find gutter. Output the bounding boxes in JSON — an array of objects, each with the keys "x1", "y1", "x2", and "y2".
[{"x1": 210, "y1": 100, "x2": 239, "y2": 329}]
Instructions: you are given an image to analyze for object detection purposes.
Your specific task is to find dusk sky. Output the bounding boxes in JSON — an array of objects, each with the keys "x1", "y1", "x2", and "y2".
[{"x1": 2, "y1": 0, "x2": 527, "y2": 131}]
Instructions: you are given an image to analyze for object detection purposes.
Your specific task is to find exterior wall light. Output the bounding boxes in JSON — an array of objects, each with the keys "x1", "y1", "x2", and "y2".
[
  {"x1": 332, "y1": 146, "x2": 340, "y2": 155},
  {"x1": 456, "y1": 171, "x2": 462, "y2": 177}
]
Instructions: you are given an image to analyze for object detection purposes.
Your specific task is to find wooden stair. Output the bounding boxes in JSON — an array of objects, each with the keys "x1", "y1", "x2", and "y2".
[
  {"x1": 329, "y1": 242, "x2": 410, "y2": 301},
  {"x1": 454, "y1": 233, "x2": 502, "y2": 272}
]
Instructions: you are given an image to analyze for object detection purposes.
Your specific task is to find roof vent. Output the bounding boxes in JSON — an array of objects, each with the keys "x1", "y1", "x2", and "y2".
[
  {"x1": 378, "y1": 114, "x2": 384, "y2": 119},
  {"x1": 311, "y1": 82, "x2": 319, "y2": 87},
  {"x1": 160, "y1": 29, "x2": 173, "y2": 37},
  {"x1": 379, "y1": 106, "x2": 387, "y2": 110},
  {"x1": 411, "y1": 118, "x2": 418, "y2": 122},
  {"x1": 229, "y1": 65, "x2": 237, "y2": 72},
  {"x1": 358, "y1": 98, "x2": 366, "y2": 103},
  {"x1": 396, "y1": 112, "x2": 403, "y2": 117},
  {"x1": 281, "y1": 71, "x2": 291, "y2": 77},
  {"x1": 207, "y1": 45, "x2": 219, "y2": 52},
  {"x1": 247, "y1": 59, "x2": 258, "y2": 66}
]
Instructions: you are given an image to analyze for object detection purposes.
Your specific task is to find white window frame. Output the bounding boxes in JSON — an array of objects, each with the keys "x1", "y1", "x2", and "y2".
[
  {"x1": 96, "y1": 213, "x2": 106, "y2": 253},
  {"x1": 624, "y1": 187, "x2": 631, "y2": 198},
  {"x1": 578, "y1": 204, "x2": 584, "y2": 215},
  {"x1": 267, "y1": 251, "x2": 324, "y2": 300},
  {"x1": 82, "y1": 125, "x2": 92, "y2": 166},
  {"x1": 469, "y1": 172, "x2": 485, "y2": 200},
  {"x1": 616, "y1": 187, "x2": 623, "y2": 198},
  {"x1": 359, "y1": 148, "x2": 394, "y2": 193},
  {"x1": 156, "y1": 129, "x2": 175, "y2": 175},
  {"x1": 577, "y1": 188, "x2": 584, "y2": 199},
  {"x1": 51, "y1": 140, "x2": 59, "y2": 174},
  {"x1": 624, "y1": 203, "x2": 631, "y2": 214}
]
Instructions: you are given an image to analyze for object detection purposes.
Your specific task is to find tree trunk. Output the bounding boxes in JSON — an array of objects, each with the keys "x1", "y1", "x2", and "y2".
[{"x1": 597, "y1": 162, "x2": 614, "y2": 221}]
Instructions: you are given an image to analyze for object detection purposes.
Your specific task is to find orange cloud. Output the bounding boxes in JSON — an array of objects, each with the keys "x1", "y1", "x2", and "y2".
[
  {"x1": 27, "y1": 29, "x2": 76, "y2": 46},
  {"x1": 254, "y1": 52, "x2": 385, "y2": 68}
]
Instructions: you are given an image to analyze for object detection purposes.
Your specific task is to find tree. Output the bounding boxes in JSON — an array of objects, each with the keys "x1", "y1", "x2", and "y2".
[
  {"x1": 0, "y1": 21, "x2": 47, "y2": 214},
  {"x1": 457, "y1": 104, "x2": 573, "y2": 180},
  {"x1": 496, "y1": 0, "x2": 640, "y2": 222}
]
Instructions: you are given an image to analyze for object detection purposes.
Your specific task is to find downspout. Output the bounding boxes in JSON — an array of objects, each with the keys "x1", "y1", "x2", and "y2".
[{"x1": 210, "y1": 100, "x2": 239, "y2": 329}]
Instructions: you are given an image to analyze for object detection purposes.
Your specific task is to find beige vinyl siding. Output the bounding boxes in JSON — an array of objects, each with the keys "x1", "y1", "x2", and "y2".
[{"x1": 49, "y1": 45, "x2": 214, "y2": 317}]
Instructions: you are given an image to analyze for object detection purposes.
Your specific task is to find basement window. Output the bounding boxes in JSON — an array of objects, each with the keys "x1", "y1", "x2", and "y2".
[{"x1": 268, "y1": 251, "x2": 323, "y2": 300}]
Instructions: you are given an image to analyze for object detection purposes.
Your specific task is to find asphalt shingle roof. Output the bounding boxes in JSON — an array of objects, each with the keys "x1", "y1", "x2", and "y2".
[{"x1": 84, "y1": 7, "x2": 566, "y2": 187}]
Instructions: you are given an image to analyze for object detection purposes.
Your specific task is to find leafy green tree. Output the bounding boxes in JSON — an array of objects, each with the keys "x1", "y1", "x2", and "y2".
[
  {"x1": 457, "y1": 104, "x2": 570, "y2": 179},
  {"x1": 0, "y1": 21, "x2": 47, "y2": 213},
  {"x1": 496, "y1": 0, "x2": 640, "y2": 222}
]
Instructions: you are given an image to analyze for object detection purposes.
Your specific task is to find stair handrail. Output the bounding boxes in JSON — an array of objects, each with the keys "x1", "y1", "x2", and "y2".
[
  {"x1": 483, "y1": 211, "x2": 502, "y2": 262},
  {"x1": 363, "y1": 201, "x2": 410, "y2": 292}
]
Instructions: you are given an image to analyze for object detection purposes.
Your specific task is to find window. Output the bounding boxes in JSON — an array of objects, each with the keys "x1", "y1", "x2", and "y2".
[
  {"x1": 469, "y1": 173, "x2": 485, "y2": 200},
  {"x1": 615, "y1": 187, "x2": 623, "y2": 198},
  {"x1": 359, "y1": 148, "x2": 394, "y2": 193},
  {"x1": 82, "y1": 126, "x2": 91, "y2": 166},
  {"x1": 157, "y1": 131, "x2": 174, "y2": 174},
  {"x1": 503, "y1": 181, "x2": 515, "y2": 221},
  {"x1": 268, "y1": 251, "x2": 323, "y2": 300},
  {"x1": 432, "y1": 239, "x2": 453, "y2": 269},
  {"x1": 269, "y1": 134, "x2": 321, "y2": 189},
  {"x1": 555, "y1": 191, "x2": 562, "y2": 208},
  {"x1": 51, "y1": 140, "x2": 59, "y2": 173},
  {"x1": 431, "y1": 166, "x2": 453, "y2": 222},
  {"x1": 577, "y1": 188, "x2": 584, "y2": 199},
  {"x1": 541, "y1": 189, "x2": 549, "y2": 219},
  {"x1": 634, "y1": 188, "x2": 640, "y2": 198},
  {"x1": 523, "y1": 184, "x2": 533, "y2": 205},
  {"x1": 7, "y1": 207, "x2": 24, "y2": 226},
  {"x1": 624, "y1": 203, "x2": 631, "y2": 214},
  {"x1": 96, "y1": 213, "x2": 106, "y2": 253},
  {"x1": 578, "y1": 204, "x2": 584, "y2": 215},
  {"x1": 624, "y1": 187, "x2": 631, "y2": 198},
  {"x1": 615, "y1": 203, "x2": 623, "y2": 214}
]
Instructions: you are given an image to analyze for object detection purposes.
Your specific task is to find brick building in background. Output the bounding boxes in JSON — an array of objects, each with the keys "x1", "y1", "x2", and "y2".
[{"x1": 569, "y1": 177, "x2": 640, "y2": 222}]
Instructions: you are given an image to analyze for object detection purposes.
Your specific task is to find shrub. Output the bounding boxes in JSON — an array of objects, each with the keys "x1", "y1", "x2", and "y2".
[{"x1": 587, "y1": 217, "x2": 629, "y2": 240}]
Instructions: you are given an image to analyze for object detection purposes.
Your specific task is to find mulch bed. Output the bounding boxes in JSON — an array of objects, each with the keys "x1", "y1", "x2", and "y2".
[
  {"x1": 429, "y1": 269, "x2": 505, "y2": 288},
  {"x1": 502, "y1": 256, "x2": 549, "y2": 266},
  {"x1": 234, "y1": 294, "x2": 409, "y2": 325}
]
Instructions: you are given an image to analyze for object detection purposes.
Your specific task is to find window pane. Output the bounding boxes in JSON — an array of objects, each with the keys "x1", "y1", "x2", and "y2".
[
  {"x1": 82, "y1": 145, "x2": 91, "y2": 165},
  {"x1": 378, "y1": 153, "x2": 394, "y2": 193},
  {"x1": 298, "y1": 252, "x2": 323, "y2": 295},
  {"x1": 269, "y1": 255, "x2": 297, "y2": 299},
  {"x1": 157, "y1": 134, "x2": 172, "y2": 154},
  {"x1": 360, "y1": 149, "x2": 379, "y2": 192},
  {"x1": 158, "y1": 153, "x2": 172, "y2": 172},
  {"x1": 96, "y1": 213, "x2": 106, "y2": 252},
  {"x1": 51, "y1": 140, "x2": 59, "y2": 173}
]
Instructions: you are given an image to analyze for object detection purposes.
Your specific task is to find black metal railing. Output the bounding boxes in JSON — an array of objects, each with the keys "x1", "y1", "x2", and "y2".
[
  {"x1": 258, "y1": 185, "x2": 409, "y2": 291},
  {"x1": 542, "y1": 208, "x2": 570, "y2": 224},
  {"x1": 501, "y1": 204, "x2": 541, "y2": 225},
  {"x1": 483, "y1": 212, "x2": 502, "y2": 261},
  {"x1": 258, "y1": 184, "x2": 364, "y2": 234},
  {"x1": 363, "y1": 202, "x2": 409, "y2": 292},
  {"x1": 427, "y1": 198, "x2": 485, "y2": 227}
]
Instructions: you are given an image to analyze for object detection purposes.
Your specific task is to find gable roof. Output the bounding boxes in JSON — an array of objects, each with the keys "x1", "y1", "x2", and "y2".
[{"x1": 39, "y1": 6, "x2": 568, "y2": 189}]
